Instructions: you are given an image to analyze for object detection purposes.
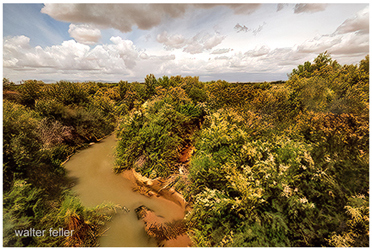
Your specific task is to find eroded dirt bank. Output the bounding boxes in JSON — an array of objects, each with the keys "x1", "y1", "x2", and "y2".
[
  {"x1": 135, "y1": 205, "x2": 192, "y2": 247},
  {"x1": 122, "y1": 169, "x2": 188, "y2": 210},
  {"x1": 121, "y1": 168, "x2": 192, "y2": 247}
]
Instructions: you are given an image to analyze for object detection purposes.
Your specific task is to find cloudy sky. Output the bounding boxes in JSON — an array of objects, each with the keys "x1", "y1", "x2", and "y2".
[{"x1": 2, "y1": 2, "x2": 369, "y2": 83}]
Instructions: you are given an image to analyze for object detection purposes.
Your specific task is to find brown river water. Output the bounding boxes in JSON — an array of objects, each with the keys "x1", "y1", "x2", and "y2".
[{"x1": 64, "y1": 134, "x2": 185, "y2": 247}]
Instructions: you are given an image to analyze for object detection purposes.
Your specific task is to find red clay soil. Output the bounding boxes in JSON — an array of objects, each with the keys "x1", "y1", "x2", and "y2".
[{"x1": 179, "y1": 145, "x2": 194, "y2": 163}]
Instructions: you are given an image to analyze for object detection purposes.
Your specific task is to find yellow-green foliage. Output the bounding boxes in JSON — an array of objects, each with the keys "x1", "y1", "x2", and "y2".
[
  {"x1": 187, "y1": 111, "x2": 341, "y2": 246},
  {"x1": 3, "y1": 100, "x2": 41, "y2": 189},
  {"x1": 327, "y1": 194, "x2": 369, "y2": 247},
  {"x1": 44, "y1": 81, "x2": 89, "y2": 106},
  {"x1": 293, "y1": 112, "x2": 369, "y2": 195},
  {"x1": 287, "y1": 53, "x2": 369, "y2": 116},
  {"x1": 185, "y1": 53, "x2": 369, "y2": 247}
]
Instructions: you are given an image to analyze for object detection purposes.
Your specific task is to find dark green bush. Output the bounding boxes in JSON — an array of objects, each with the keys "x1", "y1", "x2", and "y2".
[{"x1": 46, "y1": 81, "x2": 89, "y2": 106}]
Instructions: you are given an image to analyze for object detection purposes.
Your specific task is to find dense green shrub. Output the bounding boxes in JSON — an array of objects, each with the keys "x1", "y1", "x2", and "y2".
[
  {"x1": 35, "y1": 99, "x2": 70, "y2": 121},
  {"x1": 3, "y1": 100, "x2": 41, "y2": 189},
  {"x1": 287, "y1": 53, "x2": 369, "y2": 117},
  {"x1": 45, "y1": 81, "x2": 89, "y2": 106},
  {"x1": 186, "y1": 111, "x2": 361, "y2": 247},
  {"x1": 3, "y1": 180, "x2": 44, "y2": 247},
  {"x1": 184, "y1": 53, "x2": 369, "y2": 247},
  {"x1": 327, "y1": 194, "x2": 369, "y2": 247},
  {"x1": 294, "y1": 112, "x2": 369, "y2": 195},
  {"x1": 115, "y1": 96, "x2": 204, "y2": 178}
]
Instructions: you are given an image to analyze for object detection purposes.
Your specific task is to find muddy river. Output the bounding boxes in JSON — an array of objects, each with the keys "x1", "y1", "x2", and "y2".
[{"x1": 64, "y1": 134, "x2": 184, "y2": 247}]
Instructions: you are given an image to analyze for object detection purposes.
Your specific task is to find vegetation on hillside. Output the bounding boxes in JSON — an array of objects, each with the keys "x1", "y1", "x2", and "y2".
[{"x1": 3, "y1": 52, "x2": 369, "y2": 247}]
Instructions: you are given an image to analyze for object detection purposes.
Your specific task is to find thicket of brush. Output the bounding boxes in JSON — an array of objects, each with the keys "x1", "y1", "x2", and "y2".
[{"x1": 114, "y1": 53, "x2": 369, "y2": 247}]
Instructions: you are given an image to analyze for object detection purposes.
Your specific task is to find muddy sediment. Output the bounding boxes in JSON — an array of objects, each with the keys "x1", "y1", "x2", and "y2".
[
  {"x1": 135, "y1": 205, "x2": 192, "y2": 247},
  {"x1": 122, "y1": 169, "x2": 192, "y2": 247},
  {"x1": 122, "y1": 169, "x2": 188, "y2": 210}
]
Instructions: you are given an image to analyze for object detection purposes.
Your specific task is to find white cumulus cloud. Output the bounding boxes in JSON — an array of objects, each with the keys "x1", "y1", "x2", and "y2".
[
  {"x1": 157, "y1": 31, "x2": 225, "y2": 54},
  {"x1": 156, "y1": 31, "x2": 186, "y2": 49},
  {"x1": 3, "y1": 35, "x2": 140, "y2": 74},
  {"x1": 3, "y1": 35, "x2": 181, "y2": 82},
  {"x1": 68, "y1": 24, "x2": 101, "y2": 45}
]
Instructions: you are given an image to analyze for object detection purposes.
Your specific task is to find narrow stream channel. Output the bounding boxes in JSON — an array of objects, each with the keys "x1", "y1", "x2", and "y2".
[{"x1": 64, "y1": 134, "x2": 185, "y2": 247}]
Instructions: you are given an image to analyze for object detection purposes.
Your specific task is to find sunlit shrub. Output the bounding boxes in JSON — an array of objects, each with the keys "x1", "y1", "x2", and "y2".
[
  {"x1": 187, "y1": 107, "x2": 358, "y2": 246},
  {"x1": 115, "y1": 103, "x2": 192, "y2": 177},
  {"x1": 3, "y1": 100, "x2": 41, "y2": 189}
]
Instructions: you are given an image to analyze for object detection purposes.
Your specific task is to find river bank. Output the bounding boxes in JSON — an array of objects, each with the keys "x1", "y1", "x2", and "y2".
[
  {"x1": 64, "y1": 133, "x2": 191, "y2": 247},
  {"x1": 122, "y1": 168, "x2": 192, "y2": 247}
]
